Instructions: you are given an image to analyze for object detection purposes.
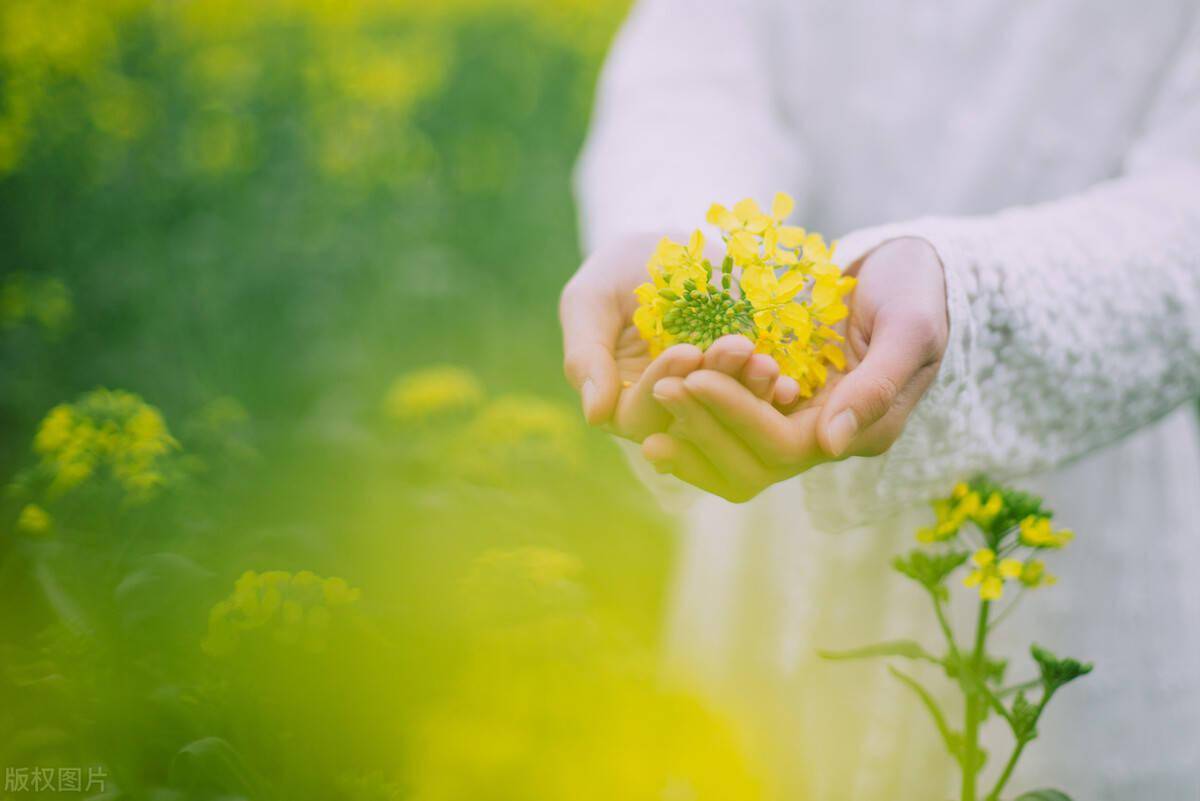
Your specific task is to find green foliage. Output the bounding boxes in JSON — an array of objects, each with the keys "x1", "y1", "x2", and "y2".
[
  {"x1": 1031, "y1": 645, "x2": 1094, "y2": 694},
  {"x1": 943, "y1": 651, "x2": 1008, "y2": 686},
  {"x1": 818, "y1": 640, "x2": 940, "y2": 664},
  {"x1": 0, "y1": 5, "x2": 776, "y2": 800},
  {"x1": 887, "y1": 666, "x2": 963, "y2": 765},
  {"x1": 963, "y1": 477, "x2": 1050, "y2": 541},
  {"x1": 1014, "y1": 791, "x2": 1073, "y2": 801},
  {"x1": 1009, "y1": 693, "x2": 1040, "y2": 744},
  {"x1": 892, "y1": 548, "x2": 969, "y2": 597},
  {"x1": 827, "y1": 478, "x2": 1092, "y2": 801}
]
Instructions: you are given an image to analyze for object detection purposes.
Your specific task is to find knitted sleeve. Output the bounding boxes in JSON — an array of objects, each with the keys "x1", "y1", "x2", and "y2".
[
  {"x1": 574, "y1": 0, "x2": 800, "y2": 253},
  {"x1": 803, "y1": 19, "x2": 1200, "y2": 531}
]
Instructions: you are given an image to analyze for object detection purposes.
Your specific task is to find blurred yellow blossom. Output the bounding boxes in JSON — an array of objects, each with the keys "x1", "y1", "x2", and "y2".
[
  {"x1": 1017, "y1": 558, "x2": 1057, "y2": 589},
  {"x1": 463, "y1": 395, "x2": 580, "y2": 469},
  {"x1": 963, "y1": 548, "x2": 1023, "y2": 601},
  {"x1": 33, "y1": 388, "x2": 178, "y2": 502},
  {"x1": 16, "y1": 503, "x2": 51, "y2": 536},
  {"x1": 202, "y1": 569, "x2": 361, "y2": 656},
  {"x1": 461, "y1": 546, "x2": 585, "y2": 627},
  {"x1": 1019, "y1": 515, "x2": 1074, "y2": 549},
  {"x1": 1, "y1": 273, "x2": 73, "y2": 334},
  {"x1": 384, "y1": 365, "x2": 484, "y2": 422}
]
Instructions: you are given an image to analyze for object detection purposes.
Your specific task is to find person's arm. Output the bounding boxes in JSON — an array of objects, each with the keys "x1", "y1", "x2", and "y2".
[
  {"x1": 562, "y1": 0, "x2": 801, "y2": 430},
  {"x1": 575, "y1": 0, "x2": 800, "y2": 252},
  {"x1": 799, "y1": 16, "x2": 1200, "y2": 528},
  {"x1": 647, "y1": 14, "x2": 1200, "y2": 526}
]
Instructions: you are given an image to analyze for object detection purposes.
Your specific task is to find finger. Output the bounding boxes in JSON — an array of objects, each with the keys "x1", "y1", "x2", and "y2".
[
  {"x1": 642, "y1": 433, "x2": 734, "y2": 500},
  {"x1": 653, "y1": 376, "x2": 772, "y2": 486},
  {"x1": 816, "y1": 312, "x2": 942, "y2": 458},
  {"x1": 615, "y1": 343, "x2": 704, "y2": 441},
  {"x1": 773, "y1": 376, "x2": 801, "y2": 407},
  {"x1": 682, "y1": 369, "x2": 822, "y2": 469},
  {"x1": 560, "y1": 280, "x2": 622, "y2": 425},
  {"x1": 701, "y1": 335, "x2": 756, "y2": 377},
  {"x1": 740, "y1": 352, "x2": 780, "y2": 400}
]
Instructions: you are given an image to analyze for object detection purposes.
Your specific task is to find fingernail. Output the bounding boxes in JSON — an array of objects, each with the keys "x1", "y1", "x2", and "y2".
[
  {"x1": 581, "y1": 379, "x2": 597, "y2": 419},
  {"x1": 826, "y1": 410, "x2": 858, "y2": 457},
  {"x1": 651, "y1": 380, "x2": 672, "y2": 405},
  {"x1": 653, "y1": 387, "x2": 684, "y2": 418}
]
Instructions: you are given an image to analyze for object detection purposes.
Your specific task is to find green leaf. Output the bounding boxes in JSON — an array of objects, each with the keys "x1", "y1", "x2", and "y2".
[
  {"x1": 1014, "y1": 790, "x2": 1073, "y2": 801},
  {"x1": 943, "y1": 651, "x2": 1007, "y2": 685},
  {"x1": 169, "y1": 737, "x2": 266, "y2": 798},
  {"x1": 818, "y1": 640, "x2": 940, "y2": 664},
  {"x1": 892, "y1": 549, "x2": 969, "y2": 592},
  {"x1": 1031, "y1": 644, "x2": 1093, "y2": 693},
  {"x1": 1010, "y1": 691, "x2": 1040, "y2": 743},
  {"x1": 886, "y1": 666, "x2": 961, "y2": 764}
]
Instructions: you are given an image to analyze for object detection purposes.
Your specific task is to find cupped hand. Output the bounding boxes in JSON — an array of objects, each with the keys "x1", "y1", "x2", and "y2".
[
  {"x1": 641, "y1": 236, "x2": 949, "y2": 501},
  {"x1": 560, "y1": 234, "x2": 799, "y2": 442}
]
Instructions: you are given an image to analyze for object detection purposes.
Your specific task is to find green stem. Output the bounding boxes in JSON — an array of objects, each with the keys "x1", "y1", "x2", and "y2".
[
  {"x1": 987, "y1": 588, "x2": 1027, "y2": 633},
  {"x1": 961, "y1": 601, "x2": 991, "y2": 801},
  {"x1": 985, "y1": 694, "x2": 1051, "y2": 801},
  {"x1": 996, "y1": 678, "x2": 1041, "y2": 698},
  {"x1": 931, "y1": 593, "x2": 961, "y2": 662},
  {"x1": 985, "y1": 742, "x2": 1026, "y2": 801}
]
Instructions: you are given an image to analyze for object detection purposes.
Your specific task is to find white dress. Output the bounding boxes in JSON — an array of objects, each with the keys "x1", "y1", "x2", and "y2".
[{"x1": 575, "y1": 1, "x2": 1200, "y2": 799}]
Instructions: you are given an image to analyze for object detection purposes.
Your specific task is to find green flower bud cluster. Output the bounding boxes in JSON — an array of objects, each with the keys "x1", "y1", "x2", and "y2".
[{"x1": 660, "y1": 259, "x2": 755, "y2": 349}]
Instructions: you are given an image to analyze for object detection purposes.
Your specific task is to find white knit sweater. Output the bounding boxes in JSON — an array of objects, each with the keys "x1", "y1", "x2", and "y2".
[{"x1": 576, "y1": 1, "x2": 1200, "y2": 798}]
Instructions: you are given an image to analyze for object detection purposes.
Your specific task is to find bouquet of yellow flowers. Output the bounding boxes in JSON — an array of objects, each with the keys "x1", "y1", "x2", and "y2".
[{"x1": 633, "y1": 192, "x2": 856, "y2": 398}]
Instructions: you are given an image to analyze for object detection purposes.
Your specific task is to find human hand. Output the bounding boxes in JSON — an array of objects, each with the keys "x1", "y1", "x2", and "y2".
[
  {"x1": 642, "y1": 236, "x2": 949, "y2": 501},
  {"x1": 560, "y1": 234, "x2": 799, "y2": 442}
]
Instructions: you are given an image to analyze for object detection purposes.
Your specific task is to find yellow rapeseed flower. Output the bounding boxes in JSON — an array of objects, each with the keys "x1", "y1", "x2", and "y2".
[
  {"x1": 33, "y1": 389, "x2": 178, "y2": 502},
  {"x1": 640, "y1": 193, "x2": 854, "y2": 396},
  {"x1": 1019, "y1": 515, "x2": 1074, "y2": 549},
  {"x1": 963, "y1": 548, "x2": 1023, "y2": 601},
  {"x1": 1017, "y1": 559, "x2": 1057, "y2": 589},
  {"x1": 203, "y1": 569, "x2": 361, "y2": 656},
  {"x1": 384, "y1": 365, "x2": 484, "y2": 422},
  {"x1": 16, "y1": 503, "x2": 52, "y2": 536}
]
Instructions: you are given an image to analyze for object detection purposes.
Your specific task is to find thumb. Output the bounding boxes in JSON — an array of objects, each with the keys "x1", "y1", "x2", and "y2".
[
  {"x1": 560, "y1": 280, "x2": 622, "y2": 425},
  {"x1": 816, "y1": 316, "x2": 933, "y2": 457}
]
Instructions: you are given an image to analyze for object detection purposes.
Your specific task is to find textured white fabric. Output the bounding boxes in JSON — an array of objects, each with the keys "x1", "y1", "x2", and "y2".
[{"x1": 576, "y1": 1, "x2": 1200, "y2": 799}]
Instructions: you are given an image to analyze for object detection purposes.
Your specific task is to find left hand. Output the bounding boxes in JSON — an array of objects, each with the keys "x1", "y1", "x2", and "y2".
[{"x1": 641, "y1": 236, "x2": 949, "y2": 502}]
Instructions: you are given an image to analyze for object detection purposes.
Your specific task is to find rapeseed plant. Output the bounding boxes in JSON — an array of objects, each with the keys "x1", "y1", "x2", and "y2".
[
  {"x1": 634, "y1": 193, "x2": 855, "y2": 398},
  {"x1": 823, "y1": 478, "x2": 1091, "y2": 801}
]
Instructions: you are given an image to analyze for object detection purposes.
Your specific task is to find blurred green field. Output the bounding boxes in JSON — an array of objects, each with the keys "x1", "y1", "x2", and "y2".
[{"x1": 0, "y1": 2, "x2": 767, "y2": 799}]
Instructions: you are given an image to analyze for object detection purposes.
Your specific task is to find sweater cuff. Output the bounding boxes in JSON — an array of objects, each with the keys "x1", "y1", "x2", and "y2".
[{"x1": 801, "y1": 218, "x2": 977, "y2": 532}]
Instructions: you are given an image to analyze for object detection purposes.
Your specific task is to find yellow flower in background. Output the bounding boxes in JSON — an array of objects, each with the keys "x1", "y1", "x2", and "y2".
[
  {"x1": 916, "y1": 483, "x2": 1011, "y2": 543},
  {"x1": 1, "y1": 274, "x2": 73, "y2": 335},
  {"x1": 918, "y1": 490, "x2": 978, "y2": 543},
  {"x1": 16, "y1": 503, "x2": 52, "y2": 536},
  {"x1": 963, "y1": 548, "x2": 1023, "y2": 601},
  {"x1": 33, "y1": 388, "x2": 178, "y2": 502},
  {"x1": 461, "y1": 395, "x2": 580, "y2": 471},
  {"x1": 385, "y1": 365, "x2": 484, "y2": 422},
  {"x1": 1019, "y1": 515, "x2": 1074, "y2": 549},
  {"x1": 1017, "y1": 558, "x2": 1057, "y2": 589},
  {"x1": 203, "y1": 569, "x2": 361, "y2": 656}
]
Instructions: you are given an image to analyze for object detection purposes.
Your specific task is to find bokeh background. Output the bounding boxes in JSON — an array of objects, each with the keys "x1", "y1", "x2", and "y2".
[{"x1": 0, "y1": 2, "x2": 767, "y2": 799}]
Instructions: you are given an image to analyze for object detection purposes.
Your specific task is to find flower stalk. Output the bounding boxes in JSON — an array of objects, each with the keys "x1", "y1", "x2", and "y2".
[{"x1": 821, "y1": 478, "x2": 1093, "y2": 801}]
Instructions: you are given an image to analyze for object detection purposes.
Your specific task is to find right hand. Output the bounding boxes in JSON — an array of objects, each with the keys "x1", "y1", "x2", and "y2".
[{"x1": 559, "y1": 233, "x2": 799, "y2": 441}]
